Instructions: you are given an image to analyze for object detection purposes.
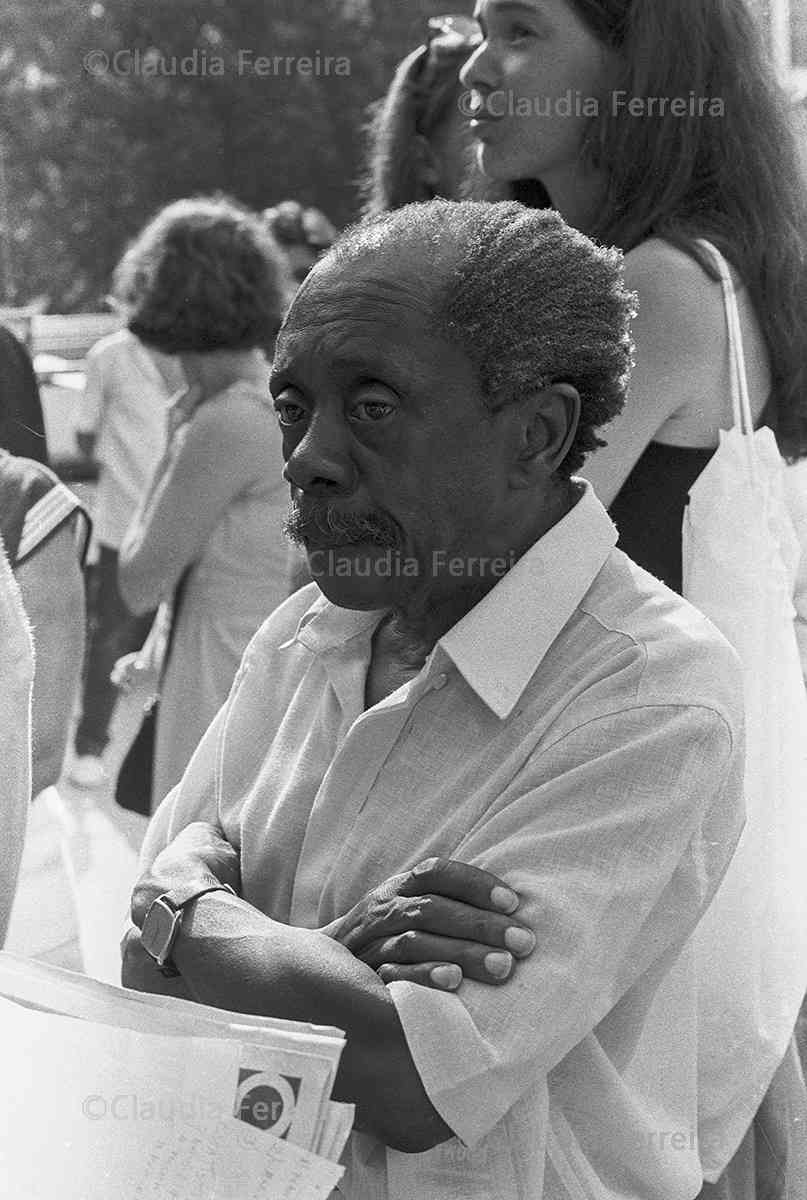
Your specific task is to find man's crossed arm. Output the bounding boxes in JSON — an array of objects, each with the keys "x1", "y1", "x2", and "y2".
[{"x1": 123, "y1": 823, "x2": 535, "y2": 1153}]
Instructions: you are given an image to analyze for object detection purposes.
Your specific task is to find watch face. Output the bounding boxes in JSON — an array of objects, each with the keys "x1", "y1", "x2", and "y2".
[{"x1": 141, "y1": 898, "x2": 180, "y2": 967}]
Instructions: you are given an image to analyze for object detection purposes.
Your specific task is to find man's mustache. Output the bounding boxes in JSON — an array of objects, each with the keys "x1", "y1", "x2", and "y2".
[{"x1": 284, "y1": 500, "x2": 401, "y2": 548}]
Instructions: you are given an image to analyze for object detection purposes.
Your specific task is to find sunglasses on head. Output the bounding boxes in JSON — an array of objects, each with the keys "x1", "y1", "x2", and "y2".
[
  {"x1": 410, "y1": 12, "x2": 481, "y2": 138},
  {"x1": 426, "y1": 12, "x2": 483, "y2": 51}
]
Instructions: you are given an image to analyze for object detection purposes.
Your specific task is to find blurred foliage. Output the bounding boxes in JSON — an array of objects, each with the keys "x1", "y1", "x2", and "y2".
[
  {"x1": 793, "y1": 0, "x2": 807, "y2": 65},
  {"x1": 0, "y1": 0, "x2": 472, "y2": 309},
  {"x1": 0, "y1": 1, "x2": 801, "y2": 310}
]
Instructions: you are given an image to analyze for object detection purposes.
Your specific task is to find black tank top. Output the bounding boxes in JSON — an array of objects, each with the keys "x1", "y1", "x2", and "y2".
[{"x1": 608, "y1": 441, "x2": 716, "y2": 595}]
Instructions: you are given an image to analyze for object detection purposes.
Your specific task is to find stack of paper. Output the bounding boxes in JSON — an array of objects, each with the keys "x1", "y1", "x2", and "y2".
[{"x1": 0, "y1": 951, "x2": 353, "y2": 1199}]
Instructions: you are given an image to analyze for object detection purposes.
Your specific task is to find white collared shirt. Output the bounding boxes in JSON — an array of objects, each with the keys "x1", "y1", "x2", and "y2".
[
  {"x1": 77, "y1": 329, "x2": 182, "y2": 549},
  {"x1": 141, "y1": 483, "x2": 745, "y2": 1199}
]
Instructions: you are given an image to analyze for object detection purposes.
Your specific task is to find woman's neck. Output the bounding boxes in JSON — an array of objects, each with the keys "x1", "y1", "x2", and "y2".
[{"x1": 536, "y1": 160, "x2": 609, "y2": 235}]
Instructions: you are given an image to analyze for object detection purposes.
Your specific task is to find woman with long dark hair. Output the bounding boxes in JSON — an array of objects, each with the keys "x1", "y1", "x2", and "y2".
[
  {"x1": 360, "y1": 14, "x2": 482, "y2": 215},
  {"x1": 462, "y1": 0, "x2": 806, "y2": 548},
  {"x1": 458, "y1": 2, "x2": 807, "y2": 1195}
]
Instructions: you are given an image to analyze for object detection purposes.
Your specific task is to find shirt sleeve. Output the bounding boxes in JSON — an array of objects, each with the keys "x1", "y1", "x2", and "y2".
[
  {"x1": 17, "y1": 481, "x2": 90, "y2": 567},
  {"x1": 0, "y1": 455, "x2": 90, "y2": 567},
  {"x1": 136, "y1": 641, "x2": 263, "y2": 873},
  {"x1": 388, "y1": 702, "x2": 744, "y2": 1148},
  {"x1": 137, "y1": 587, "x2": 319, "y2": 872},
  {"x1": 138, "y1": 700, "x2": 231, "y2": 873}
]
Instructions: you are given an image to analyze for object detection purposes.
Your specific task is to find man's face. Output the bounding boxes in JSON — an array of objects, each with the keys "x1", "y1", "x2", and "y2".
[{"x1": 270, "y1": 253, "x2": 518, "y2": 611}]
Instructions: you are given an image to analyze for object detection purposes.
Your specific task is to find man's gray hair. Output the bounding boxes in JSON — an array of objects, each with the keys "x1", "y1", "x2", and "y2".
[{"x1": 327, "y1": 200, "x2": 637, "y2": 476}]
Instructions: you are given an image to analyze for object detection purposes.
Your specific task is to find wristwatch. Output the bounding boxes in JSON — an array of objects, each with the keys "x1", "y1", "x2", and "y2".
[{"x1": 140, "y1": 877, "x2": 236, "y2": 976}]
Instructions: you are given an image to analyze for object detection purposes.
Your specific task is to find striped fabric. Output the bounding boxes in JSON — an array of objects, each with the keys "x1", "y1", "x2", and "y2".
[
  {"x1": 0, "y1": 451, "x2": 90, "y2": 567},
  {"x1": 17, "y1": 481, "x2": 88, "y2": 564}
]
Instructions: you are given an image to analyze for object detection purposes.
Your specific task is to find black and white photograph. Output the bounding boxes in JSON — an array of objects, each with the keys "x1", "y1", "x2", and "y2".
[{"x1": 0, "y1": 2, "x2": 806, "y2": 1197}]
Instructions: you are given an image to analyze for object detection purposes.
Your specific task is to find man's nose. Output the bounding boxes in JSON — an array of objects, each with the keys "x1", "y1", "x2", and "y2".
[{"x1": 283, "y1": 410, "x2": 355, "y2": 497}]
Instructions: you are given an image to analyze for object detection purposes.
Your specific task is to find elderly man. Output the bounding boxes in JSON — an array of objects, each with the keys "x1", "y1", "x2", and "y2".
[{"x1": 124, "y1": 201, "x2": 745, "y2": 1200}]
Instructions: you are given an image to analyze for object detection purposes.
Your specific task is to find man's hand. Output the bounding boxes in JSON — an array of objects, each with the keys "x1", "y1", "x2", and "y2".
[
  {"x1": 322, "y1": 858, "x2": 536, "y2": 991},
  {"x1": 120, "y1": 926, "x2": 195, "y2": 998},
  {"x1": 131, "y1": 821, "x2": 241, "y2": 929}
]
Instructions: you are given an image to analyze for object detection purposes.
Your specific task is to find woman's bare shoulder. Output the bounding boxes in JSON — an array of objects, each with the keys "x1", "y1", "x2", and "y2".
[
  {"x1": 623, "y1": 238, "x2": 724, "y2": 332},
  {"x1": 624, "y1": 236, "x2": 769, "y2": 440}
]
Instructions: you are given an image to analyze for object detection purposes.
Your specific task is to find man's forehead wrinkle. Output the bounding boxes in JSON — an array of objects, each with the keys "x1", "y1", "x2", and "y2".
[
  {"x1": 275, "y1": 246, "x2": 467, "y2": 377},
  {"x1": 290, "y1": 239, "x2": 463, "y2": 316},
  {"x1": 273, "y1": 320, "x2": 406, "y2": 385},
  {"x1": 287, "y1": 275, "x2": 438, "y2": 332},
  {"x1": 280, "y1": 323, "x2": 386, "y2": 367},
  {"x1": 279, "y1": 299, "x2": 441, "y2": 367}
]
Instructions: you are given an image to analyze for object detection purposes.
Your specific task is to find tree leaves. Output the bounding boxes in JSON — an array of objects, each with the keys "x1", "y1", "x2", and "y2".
[{"x1": 0, "y1": 0, "x2": 465, "y2": 310}]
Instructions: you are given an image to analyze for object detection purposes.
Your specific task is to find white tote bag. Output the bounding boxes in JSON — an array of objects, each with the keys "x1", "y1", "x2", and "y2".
[{"x1": 682, "y1": 240, "x2": 807, "y2": 1180}]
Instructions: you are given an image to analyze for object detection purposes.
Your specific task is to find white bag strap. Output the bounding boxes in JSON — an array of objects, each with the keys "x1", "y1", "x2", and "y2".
[{"x1": 695, "y1": 238, "x2": 755, "y2": 437}]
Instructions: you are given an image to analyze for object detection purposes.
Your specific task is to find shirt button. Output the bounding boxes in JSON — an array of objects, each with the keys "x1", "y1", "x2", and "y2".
[{"x1": 432, "y1": 673, "x2": 448, "y2": 691}]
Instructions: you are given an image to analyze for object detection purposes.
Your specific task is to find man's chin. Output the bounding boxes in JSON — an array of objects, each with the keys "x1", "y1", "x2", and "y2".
[{"x1": 305, "y1": 544, "x2": 418, "y2": 610}]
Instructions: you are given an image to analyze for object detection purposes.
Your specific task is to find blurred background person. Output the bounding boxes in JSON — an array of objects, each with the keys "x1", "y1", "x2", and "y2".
[
  {"x1": 0, "y1": 444, "x2": 89, "y2": 800},
  {"x1": 0, "y1": 533, "x2": 35, "y2": 943},
  {"x1": 68, "y1": 291, "x2": 184, "y2": 789},
  {"x1": 0, "y1": 323, "x2": 49, "y2": 464},
  {"x1": 117, "y1": 195, "x2": 290, "y2": 813},
  {"x1": 263, "y1": 198, "x2": 337, "y2": 290},
  {"x1": 359, "y1": 13, "x2": 481, "y2": 216}
]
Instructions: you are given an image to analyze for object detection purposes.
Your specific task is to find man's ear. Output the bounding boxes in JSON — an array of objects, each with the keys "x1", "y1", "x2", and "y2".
[{"x1": 513, "y1": 383, "x2": 581, "y2": 480}]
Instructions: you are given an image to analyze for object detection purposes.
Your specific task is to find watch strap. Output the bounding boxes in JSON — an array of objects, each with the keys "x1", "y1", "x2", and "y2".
[
  {"x1": 163, "y1": 876, "x2": 236, "y2": 912},
  {"x1": 142, "y1": 881, "x2": 236, "y2": 976}
]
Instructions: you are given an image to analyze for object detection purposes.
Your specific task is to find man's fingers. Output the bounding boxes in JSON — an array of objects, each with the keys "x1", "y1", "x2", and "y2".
[
  {"x1": 376, "y1": 962, "x2": 463, "y2": 991},
  {"x1": 341, "y1": 893, "x2": 535, "y2": 956},
  {"x1": 401, "y1": 858, "x2": 520, "y2": 914},
  {"x1": 387, "y1": 895, "x2": 534, "y2": 953},
  {"x1": 360, "y1": 932, "x2": 519, "y2": 984}
]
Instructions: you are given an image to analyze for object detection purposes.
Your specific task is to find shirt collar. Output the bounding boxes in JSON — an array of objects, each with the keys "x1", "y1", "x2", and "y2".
[
  {"x1": 438, "y1": 482, "x2": 617, "y2": 719},
  {"x1": 282, "y1": 590, "x2": 385, "y2": 655},
  {"x1": 284, "y1": 482, "x2": 617, "y2": 717}
]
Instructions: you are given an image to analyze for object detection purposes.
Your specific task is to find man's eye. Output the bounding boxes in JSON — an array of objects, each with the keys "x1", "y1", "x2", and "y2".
[
  {"x1": 275, "y1": 401, "x2": 306, "y2": 427},
  {"x1": 352, "y1": 399, "x2": 395, "y2": 421}
]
